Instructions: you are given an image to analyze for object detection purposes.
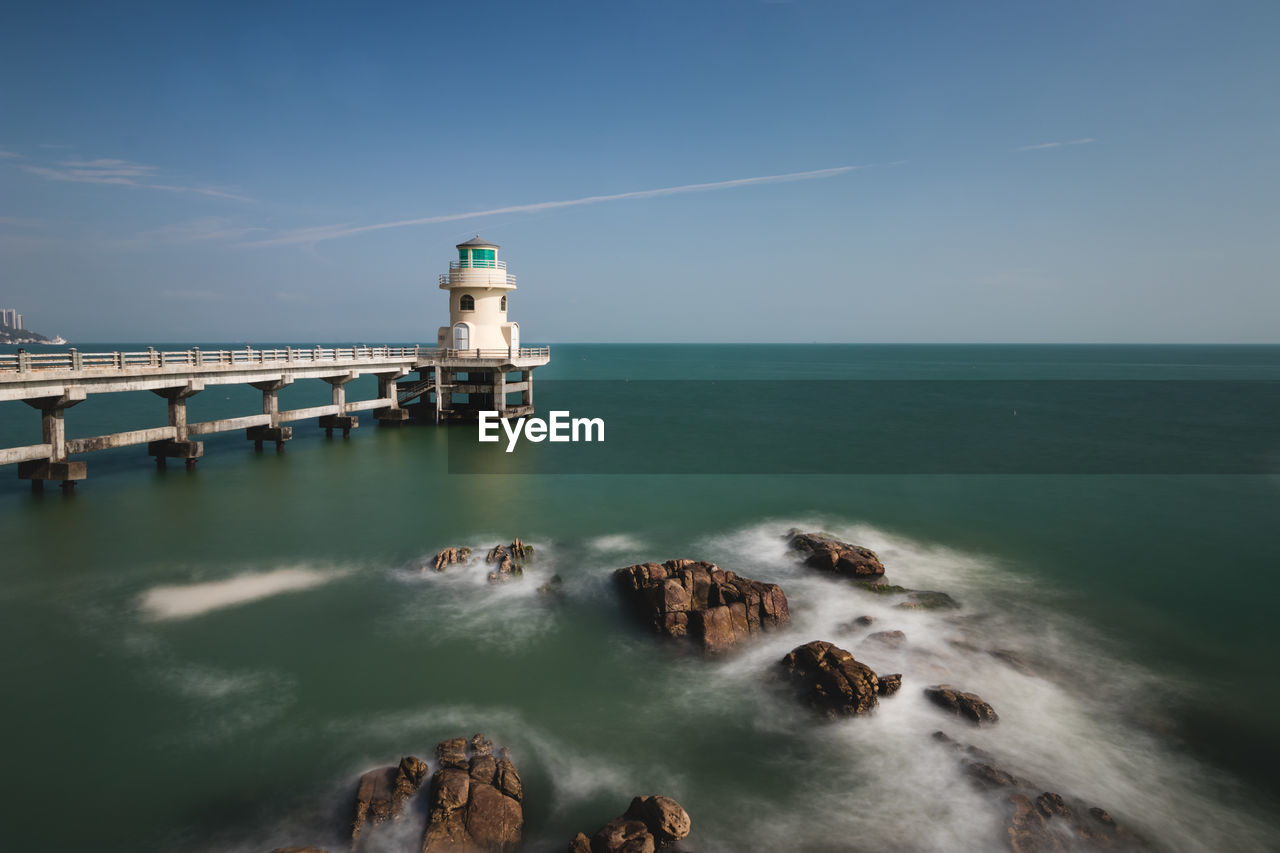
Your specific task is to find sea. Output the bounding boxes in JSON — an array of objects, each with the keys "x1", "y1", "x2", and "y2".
[{"x1": 0, "y1": 343, "x2": 1277, "y2": 852}]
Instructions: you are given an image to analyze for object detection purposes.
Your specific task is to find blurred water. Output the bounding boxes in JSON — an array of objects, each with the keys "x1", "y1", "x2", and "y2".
[{"x1": 0, "y1": 344, "x2": 1277, "y2": 851}]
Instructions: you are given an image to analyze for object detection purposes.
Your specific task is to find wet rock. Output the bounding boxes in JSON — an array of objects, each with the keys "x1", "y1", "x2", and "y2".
[
  {"x1": 863, "y1": 629, "x2": 907, "y2": 649},
  {"x1": 786, "y1": 530, "x2": 886, "y2": 579},
  {"x1": 876, "y1": 672, "x2": 903, "y2": 696},
  {"x1": 1008, "y1": 793, "x2": 1066, "y2": 852},
  {"x1": 538, "y1": 573, "x2": 566, "y2": 598},
  {"x1": 924, "y1": 684, "x2": 999, "y2": 725},
  {"x1": 896, "y1": 590, "x2": 960, "y2": 611},
  {"x1": 350, "y1": 754, "x2": 429, "y2": 846},
  {"x1": 486, "y1": 539, "x2": 534, "y2": 583},
  {"x1": 781, "y1": 640, "x2": 901, "y2": 716},
  {"x1": 989, "y1": 648, "x2": 1037, "y2": 676},
  {"x1": 569, "y1": 795, "x2": 691, "y2": 852},
  {"x1": 431, "y1": 546, "x2": 471, "y2": 572},
  {"x1": 614, "y1": 560, "x2": 789, "y2": 655},
  {"x1": 423, "y1": 734, "x2": 523, "y2": 853},
  {"x1": 932, "y1": 733, "x2": 1147, "y2": 850},
  {"x1": 624, "y1": 796, "x2": 692, "y2": 847}
]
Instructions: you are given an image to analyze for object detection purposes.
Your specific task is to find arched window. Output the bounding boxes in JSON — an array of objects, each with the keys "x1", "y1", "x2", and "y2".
[
  {"x1": 459, "y1": 294, "x2": 475, "y2": 311},
  {"x1": 500, "y1": 295, "x2": 507, "y2": 311}
]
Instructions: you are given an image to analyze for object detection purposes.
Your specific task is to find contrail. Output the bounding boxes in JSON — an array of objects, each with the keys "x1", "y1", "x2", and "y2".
[{"x1": 242, "y1": 165, "x2": 865, "y2": 248}]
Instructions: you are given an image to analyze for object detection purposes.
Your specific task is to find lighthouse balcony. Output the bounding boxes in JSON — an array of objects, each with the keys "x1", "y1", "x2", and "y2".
[{"x1": 439, "y1": 268, "x2": 517, "y2": 289}]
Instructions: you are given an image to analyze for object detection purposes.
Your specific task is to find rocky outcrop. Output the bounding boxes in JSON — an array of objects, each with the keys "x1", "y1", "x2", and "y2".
[
  {"x1": 432, "y1": 547, "x2": 471, "y2": 572},
  {"x1": 780, "y1": 640, "x2": 902, "y2": 716},
  {"x1": 423, "y1": 734, "x2": 523, "y2": 853},
  {"x1": 568, "y1": 795, "x2": 692, "y2": 852},
  {"x1": 924, "y1": 685, "x2": 999, "y2": 725},
  {"x1": 896, "y1": 590, "x2": 960, "y2": 611},
  {"x1": 487, "y1": 539, "x2": 533, "y2": 583},
  {"x1": 931, "y1": 732, "x2": 1145, "y2": 851},
  {"x1": 614, "y1": 560, "x2": 790, "y2": 654},
  {"x1": 351, "y1": 755, "x2": 429, "y2": 845},
  {"x1": 863, "y1": 630, "x2": 906, "y2": 649},
  {"x1": 786, "y1": 530, "x2": 886, "y2": 580}
]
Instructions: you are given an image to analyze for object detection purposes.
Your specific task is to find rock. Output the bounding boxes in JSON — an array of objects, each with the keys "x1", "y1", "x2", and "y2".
[
  {"x1": 924, "y1": 685, "x2": 999, "y2": 725},
  {"x1": 786, "y1": 530, "x2": 886, "y2": 579},
  {"x1": 932, "y1": 733, "x2": 1146, "y2": 850},
  {"x1": 538, "y1": 574, "x2": 566, "y2": 598},
  {"x1": 394, "y1": 755, "x2": 429, "y2": 813},
  {"x1": 989, "y1": 648, "x2": 1037, "y2": 675},
  {"x1": 432, "y1": 546, "x2": 471, "y2": 572},
  {"x1": 486, "y1": 539, "x2": 534, "y2": 583},
  {"x1": 614, "y1": 560, "x2": 789, "y2": 654},
  {"x1": 569, "y1": 795, "x2": 691, "y2": 852},
  {"x1": 861, "y1": 583, "x2": 912, "y2": 595},
  {"x1": 836, "y1": 615, "x2": 875, "y2": 632},
  {"x1": 863, "y1": 629, "x2": 907, "y2": 649},
  {"x1": 623, "y1": 796, "x2": 692, "y2": 846},
  {"x1": 423, "y1": 734, "x2": 523, "y2": 853},
  {"x1": 351, "y1": 754, "x2": 429, "y2": 846},
  {"x1": 780, "y1": 640, "x2": 900, "y2": 716},
  {"x1": 876, "y1": 672, "x2": 903, "y2": 696},
  {"x1": 896, "y1": 590, "x2": 960, "y2": 611},
  {"x1": 591, "y1": 818, "x2": 655, "y2": 853},
  {"x1": 270, "y1": 848, "x2": 330, "y2": 853},
  {"x1": 1008, "y1": 793, "x2": 1066, "y2": 852}
]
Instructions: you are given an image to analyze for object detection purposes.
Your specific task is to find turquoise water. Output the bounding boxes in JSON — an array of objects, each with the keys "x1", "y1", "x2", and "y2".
[{"x1": 1, "y1": 344, "x2": 1278, "y2": 851}]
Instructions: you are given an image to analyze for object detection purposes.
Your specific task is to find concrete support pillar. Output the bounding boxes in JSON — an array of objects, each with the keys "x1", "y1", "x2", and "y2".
[
  {"x1": 521, "y1": 369, "x2": 533, "y2": 410},
  {"x1": 19, "y1": 387, "x2": 87, "y2": 492},
  {"x1": 319, "y1": 372, "x2": 358, "y2": 438},
  {"x1": 374, "y1": 370, "x2": 410, "y2": 426},
  {"x1": 247, "y1": 377, "x2": 293, "y2": 451},
  {"x1": 149, "y1": 381, "x2": 204, "y2": 470},
  {"x1": 494, "y1": 371, "x2": 507, "y2": 417},
  {"x1": 434, "y1": 366, "x2": 446, "y2": 424}
]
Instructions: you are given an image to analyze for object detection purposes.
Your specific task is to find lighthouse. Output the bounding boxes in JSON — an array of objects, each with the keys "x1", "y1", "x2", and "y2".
[
  {"x1": 438, "y1": 235, "x2": 520, "y2": 353},
  {"x1": 385, "y1": 236, "x2": 548, "y2": 423}
]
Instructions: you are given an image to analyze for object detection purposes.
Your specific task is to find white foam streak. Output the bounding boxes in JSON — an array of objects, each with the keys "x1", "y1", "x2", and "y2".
[{"x1": 139, "y1": 566, "x2": 343, "y2": 620}]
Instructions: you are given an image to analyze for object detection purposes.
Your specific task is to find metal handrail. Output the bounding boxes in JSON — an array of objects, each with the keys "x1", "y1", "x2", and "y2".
[
  {"x1": 0, "y1": 344, "x2": 551, "y2": 375},
  {"x1": 439, "y1": 272, "x2": 517, "y2": 287},
  {"x1": 450, "y1": 259, "x2": 506, "y2": 271}
]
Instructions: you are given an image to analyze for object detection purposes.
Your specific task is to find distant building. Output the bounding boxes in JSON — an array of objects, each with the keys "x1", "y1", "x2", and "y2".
[{"x1": 0, "y1": 309, "x2": 21, "y2": 330}]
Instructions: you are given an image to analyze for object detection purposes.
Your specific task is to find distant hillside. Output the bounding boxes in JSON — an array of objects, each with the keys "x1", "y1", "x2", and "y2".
[{"x1": 0, "y1": 327, "x2": 57, "y2": 345}]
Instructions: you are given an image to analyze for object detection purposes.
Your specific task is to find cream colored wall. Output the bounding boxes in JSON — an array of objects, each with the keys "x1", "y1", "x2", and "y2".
[{"x1": 448, "y1": 289, "x2": 510, "y2": 349}]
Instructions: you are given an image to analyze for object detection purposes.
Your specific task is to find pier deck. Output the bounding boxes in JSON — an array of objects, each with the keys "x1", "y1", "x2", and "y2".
[{"x1": 0, "y1": 344, "x2": 549, "y2": 490}]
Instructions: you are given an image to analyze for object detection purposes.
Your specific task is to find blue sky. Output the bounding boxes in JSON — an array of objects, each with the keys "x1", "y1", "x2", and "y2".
[{"x1": 1, "y1": 0, "x2": 1277, "y2": 343}]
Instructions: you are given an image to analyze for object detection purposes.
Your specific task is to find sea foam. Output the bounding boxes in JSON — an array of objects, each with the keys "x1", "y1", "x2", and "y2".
[{"x1": 139, "y1": 566, "x2": 343, "y2": 620}]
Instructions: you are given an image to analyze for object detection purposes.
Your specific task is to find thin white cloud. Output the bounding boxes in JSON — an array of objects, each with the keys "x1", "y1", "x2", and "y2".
[
  {"x1": 112, "y1": 217, "x2": 262, "y2": 248},
  {"x1": 243, "y1": 165, "x2": 866, "y2": 248},
  {"x1": 0, "y1": 149, "x2": 20, "y2": 159},
  {"x1": 1016, "y1": 138, "x2": 1096, "y2": 152},
  {"x1": 12, "y1": 152, "x2": 253, "y2": 201}
]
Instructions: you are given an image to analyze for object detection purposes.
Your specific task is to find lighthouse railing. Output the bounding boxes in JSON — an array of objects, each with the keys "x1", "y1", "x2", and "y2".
[{"x1": 449, "y1": 259, "x2": 506, "y2": 271}]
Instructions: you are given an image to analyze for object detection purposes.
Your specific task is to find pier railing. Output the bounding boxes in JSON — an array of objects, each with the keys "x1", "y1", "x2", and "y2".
[{"x1": 0, "y1": 345, "x2": 551, "y2": 375}]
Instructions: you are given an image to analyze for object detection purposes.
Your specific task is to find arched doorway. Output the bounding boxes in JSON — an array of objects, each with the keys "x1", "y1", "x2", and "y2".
[{"x1": 453, "y1": 323, "x2": 469, "y2": 350}]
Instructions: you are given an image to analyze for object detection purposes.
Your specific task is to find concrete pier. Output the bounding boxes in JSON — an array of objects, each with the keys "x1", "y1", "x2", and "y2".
[{"x1": 0, "y1": 344, "x2": 549, "y2": 490}]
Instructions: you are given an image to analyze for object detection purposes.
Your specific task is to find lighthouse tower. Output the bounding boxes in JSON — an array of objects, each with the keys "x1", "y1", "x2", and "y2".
[{"x1": 438, "y1": 236, "x2": 520, "y2": 353}]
